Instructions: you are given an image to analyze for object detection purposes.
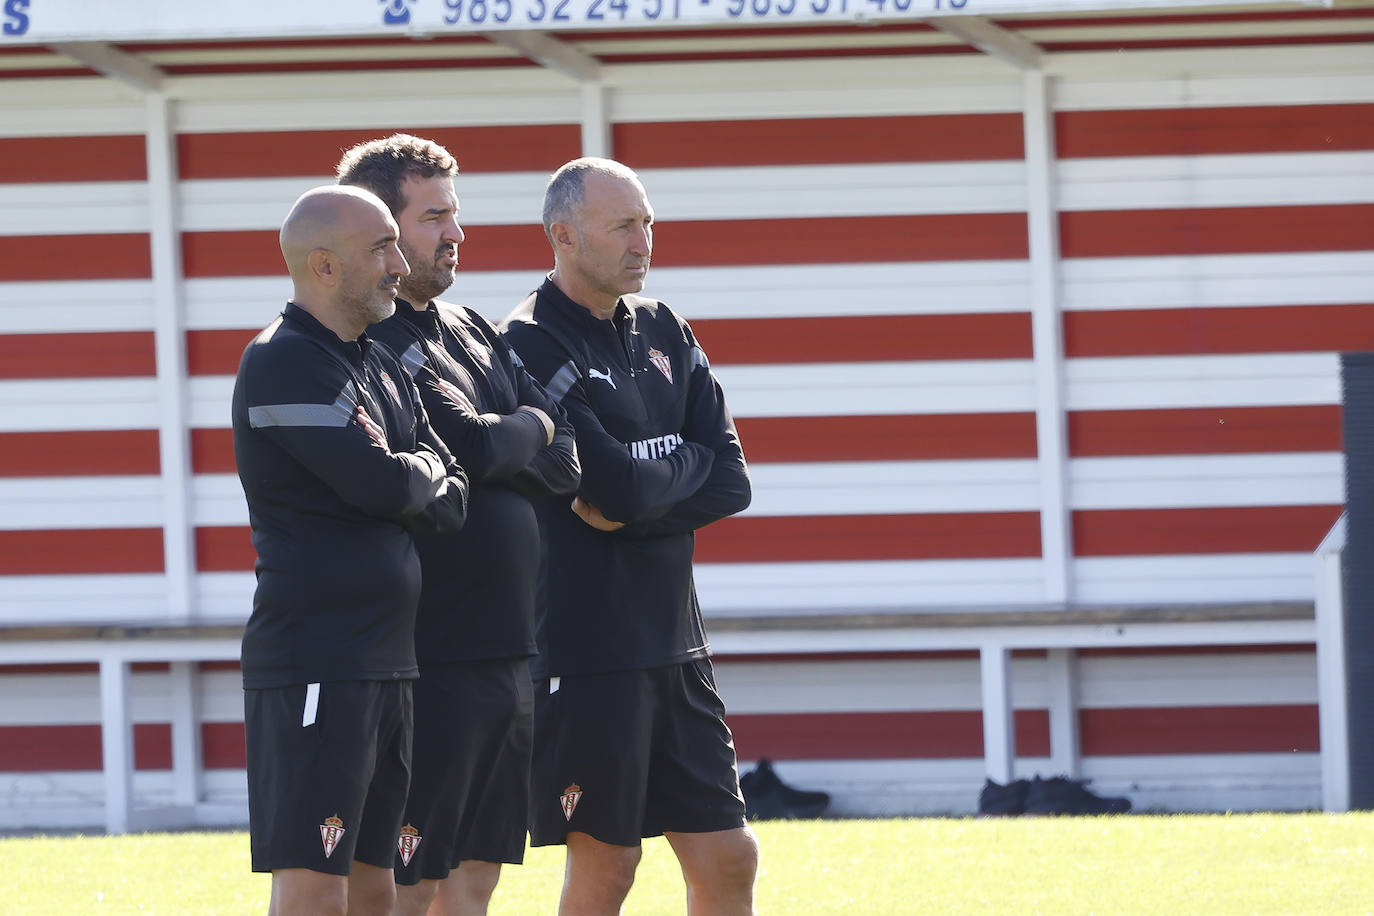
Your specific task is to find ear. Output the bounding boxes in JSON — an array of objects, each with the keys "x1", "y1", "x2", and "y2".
[
  {"x1": 308, "y1": 248, "x2": 337, "y2": 287},
  {"x1": 549, "y1": 220, "x2": 576, "y2": 252}
]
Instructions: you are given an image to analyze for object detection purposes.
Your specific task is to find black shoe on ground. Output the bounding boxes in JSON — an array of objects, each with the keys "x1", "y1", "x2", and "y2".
[
  {"x1": 1023, "y1": 775, "x2": 1131, "y2": 815},
  {"x1": 739, "y1": 759, "x2": 830, "y2": 820},
  {"x1": 977, "y1": 777, "x2": 1030, "y2": 816}
]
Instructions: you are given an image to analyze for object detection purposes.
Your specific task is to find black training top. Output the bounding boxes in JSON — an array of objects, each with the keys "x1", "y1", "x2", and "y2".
[
  {"x1": 371, "y1": 299, "x2": 580, "y2": 664},
  {"x1": 232, "y1": 302, "x2": 469, "y2": 689},
  {"x1": 501, "y1": 277, "x2": 751, "y2": 677}
]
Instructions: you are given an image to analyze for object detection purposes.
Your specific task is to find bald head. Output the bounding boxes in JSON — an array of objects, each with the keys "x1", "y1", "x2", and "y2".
[
  {"x1": 281, "y1": 185, "x2": 392, "y2": 279},
  {"x1": 279, "y1": 185, "x2": 410, "y2": 340}
]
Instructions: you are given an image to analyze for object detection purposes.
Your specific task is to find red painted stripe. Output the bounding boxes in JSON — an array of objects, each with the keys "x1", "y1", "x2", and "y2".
[
  {"x1": 1080, "y1": 704, "x2": 1318, "y2": 755},
  {"x1": 614, "y1": 113, "x2": 1023, "y2": 168},
  {"x1": 159, "y1": 57, "x2": 543, "y2": 76},
  {"x1": 693, "y1": 313, "x2": 1032, "y2": 364},
  {"x1": 1042, "y1": 34, "x2": 1374, "y2": 53},
  {"x1": 595, "y1": 45, "x2": 980, "y2": 64},
  {"x1": 0, "y1": 528, "x2": 163, "y2": 575},
  {"x1": 1006, "y1": 9, "x2": 1374, "y2": 26},
  {"x1": 0, "y1": 705, "x2": 1315, "y2": 770},
  {"x1": 117, "y1": 36, "x2": 491, "y2": 52},
  {"x1": 732, "y1": 710, "x2": 1050, "y2": 761},
  {"x1": 1060, "y1": 205, "x2": 1374, "y2": 258},
  {"x1": 1069, "y1": 406, "x2": 1342, "y2": 457},
  {"x1": 0, "y1": 722, "x2": 244, "y2": 772},
  {"x1": 0, "y1": 661, "x2": 240, "y2": 675},
  {"x1": 558, "y1": 24, "x2": 940, "y2": 40},
  {"x1": 731, "y1": 704, "x2": 1318, "y2": 760},
  {"x1": 195, "y1": 526, "x2": 257, "y2": 573},
  {"x1": 0, "y1": 135, "x2": 146, "y2": 183},
  {"x1": 1058, "y1": 104, "x2": 1374, "y2": 158},
  {"x1": 1073, "y1": 505, "x2": 1342, "y2": 556},
  {"x1": 0, "y1": 331, "x2": 155, "y2": 379},
  {"x1": 196, "y1": 513, "x2": 1040, "y2": 570},
  {"x1": 2, "y1": 234, "x2": 150, "y2": 281},
  {"x1": 0, "y1": 67, "x2": 100, "y2": 80},
  {"x1": 737, "y1": 413, "x2": 1038, "y2": 462},
  {"x1": 192, "y1": 427, "x2": 236, "y2": 474},
  {"x1": 186, "y1": 328, "x2": 256, "y2": 376},
  {"x1": 190, "y1": 413, "x2": 1040, "y2": 470},
  {"x1": 1065, "y1": 304, "x2": 1374, "y2": 358},
  {"x1": 0, "y1": 430, "x2": 161, "y2": 476},
  {"x1": 181, "y1": 213, "x2": 1027, "y2": 277},
  {"x1": 177, "y1": 124, "x2": 579, "y2": 179},
  {"x1": 696, "y1": 513, "x2": 1042, "y2": 563}
]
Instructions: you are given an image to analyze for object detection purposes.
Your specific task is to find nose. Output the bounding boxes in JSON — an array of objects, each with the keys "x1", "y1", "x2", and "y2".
[
  {"x1": 390, "y1": 244, "x2": 410, "y2": 278},
  {"x1": 445, "y1": 215, "x2": 465, "y2": 245},
  {"x1": 630, "y1": 224, "x2": 651, "y2": 257}
]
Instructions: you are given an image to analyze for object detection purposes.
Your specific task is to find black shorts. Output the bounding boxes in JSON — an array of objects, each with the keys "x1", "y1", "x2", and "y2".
[
  {"x1": 245, "y1": 679, "x2": 413, "y2": 875},
  {"x1": 395, "y1": 658, "x2": 534, "y2": 884},
  {"x1": 529, "y1": 658, "x2": 746, "y2": 848}
]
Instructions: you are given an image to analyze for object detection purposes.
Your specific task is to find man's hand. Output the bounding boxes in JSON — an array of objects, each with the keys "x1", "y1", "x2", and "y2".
[
  {"x1": 432, "y1": 377, "x2": 479, "y2": 416},
  {"x1": 518, "y1": 405, "x2": 556, "y2": 446},
  {"x1": 572, "y1": 496, "x2": 623, "y2": 531},
  {"x1": 356, "y1": 405, "x2": 388, "y2": 450}
]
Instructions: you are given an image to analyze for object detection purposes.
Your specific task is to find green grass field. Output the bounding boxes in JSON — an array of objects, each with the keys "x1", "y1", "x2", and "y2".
[{"x1": 4, "y1": 813, "x2": 1373, "y2": 914}]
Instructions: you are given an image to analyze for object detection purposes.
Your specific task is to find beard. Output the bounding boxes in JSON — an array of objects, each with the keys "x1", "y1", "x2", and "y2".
[{"x1": 398, "y1": 241, "x2": 457, "y2": 304}]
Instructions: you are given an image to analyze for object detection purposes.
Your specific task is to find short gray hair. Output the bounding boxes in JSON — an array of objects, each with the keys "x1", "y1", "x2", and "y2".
[{"x1": 542, "y1": 157, "x2": 643, "y2": 243}]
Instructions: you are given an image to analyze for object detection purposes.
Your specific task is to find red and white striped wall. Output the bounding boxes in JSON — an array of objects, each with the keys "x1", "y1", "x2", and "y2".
[{"x1": 0, "y1": 26, "x2": 1370, "y2": 822}]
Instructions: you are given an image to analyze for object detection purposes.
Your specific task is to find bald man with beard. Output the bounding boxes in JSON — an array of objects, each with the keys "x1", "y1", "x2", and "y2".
[{"x1": 232, "y1": 185, "x2": 470, "y2": 916}]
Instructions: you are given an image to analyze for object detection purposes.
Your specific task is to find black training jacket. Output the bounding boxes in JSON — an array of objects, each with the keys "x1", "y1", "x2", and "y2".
[
  {"x1": 371, "y1": 299, "x2": 580, "y2": 664},
  {"x1": 232, "y1": 302, "x2": 469, "y2": 689},
  {"x1": 501, "y1": 277, "x2": 750, "y2": 677}
]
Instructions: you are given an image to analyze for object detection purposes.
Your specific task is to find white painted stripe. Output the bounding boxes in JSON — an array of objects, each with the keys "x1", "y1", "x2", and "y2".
[
  {"x1": 0, "y1": 378, "x2": 160, "y2": 432},
  {"x1": 11, "y1": 152, "x2": 1366, "y2": 237},
  {"x1": 1064, "y1": 353, "x2": 1340, "y2": 410},
  {"x1": 0, "y1": 476, "x2": 163, "y2": 530},
  {"x1": 1073, "y1": 553, "x2": 1320, "y2": 604},
  {"x1": 743, "y1": 459, "x2": 1041, "y2": 515},
  {"x1": 170, "y1": 69, "x2": 585, "y2": 132},
  {"x1": 2, "y1": 249, "x2": 1366, "y2": 336},
  {"x1": 5, "y1": 161, "x2": 1027, "y2": 236},
  {"x1": 1076, "y1": 651, "x2": 1317, "y2": 708},
  {"x1": 1069, "y1": 453, "x2": 1345, "y2": 510},
  {"x1": 713, "y1": 649, "x2": 1317, "y2": 715},
  {"x1": 1048, "y1": 47, "x2": 1374, "y2": 107},
  {"x1": 0, "y1": 574, "x2": 169, "y2": 623},
  {"x1": 717, "y1": 360, "x2": 1039, "y2": 417},
  {"x1": 0, "y1": 280, "x2": 153, "y2": 333},
  {"x1": 606, "y1": 56, "x2": 1025, "y2": 120},
  {"x1": 0, "y1": 181, "x2": 149, "y2": 236},
  {"x1": 695, "y1": 558, "x2": 1046, "y2": 614},
  {"x1": 1061, "y1": 252, "x2": 1374, "y2": 312},
  {"x1": 1058, "y1": 152, "x2": 1374, "y2": 210},
  {"x1": 194, "y1": 475, "x2": 247, "y2": 526},
  {"x1": 3, "y1": 454, "x2": 1341, "y2": 535},
  {"x1": 195, "y1": 571, "x2": 254, "y2": 621},
  {"x1": 184, "y1": 262, "x2": 1031, "y2": 331}
]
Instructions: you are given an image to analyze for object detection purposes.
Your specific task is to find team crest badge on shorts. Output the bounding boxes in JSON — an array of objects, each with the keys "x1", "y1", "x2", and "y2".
[
  {"x1": 397, "y1": 823, "x2": 422, "y2": 866},
  {"x1": 560, "y1": 783, "x2": 583, "y2": 821},
  {"x1": 378, "y1": 370, "x2": 403, "y2": 408},
  {"x1": 320, "y1": 814, "x2": 346, "y2": 859},
  {"x1": 648, "y1": 348, "x2": 673, "y2": 384}
]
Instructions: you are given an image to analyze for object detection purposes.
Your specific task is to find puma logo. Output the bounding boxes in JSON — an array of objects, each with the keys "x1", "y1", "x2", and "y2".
[{"x1": 587, "y1": 367, "x2": 617, "y2": 390}]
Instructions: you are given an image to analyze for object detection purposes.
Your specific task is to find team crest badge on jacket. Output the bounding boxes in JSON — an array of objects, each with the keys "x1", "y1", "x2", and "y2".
[
  {"x1": 648, "y1": 347, "x2": 672, "y2": 383},
  {"x1": 561, "y1": 783, "x2": 583, "y2": 821},
  {"x1": 397, "y1": 823, "x2": 422, "y2": 866},
  {"x1": 320, "y1": 814, "x2": 346, "y2": 858},
  {"x1": 378, "y1": 370, "x2": 404, "y2": 408}
]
